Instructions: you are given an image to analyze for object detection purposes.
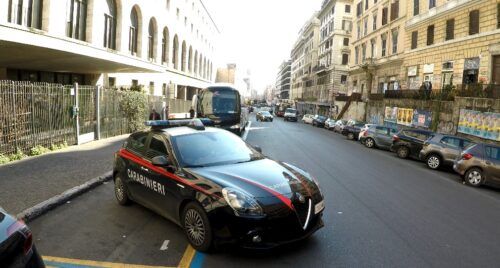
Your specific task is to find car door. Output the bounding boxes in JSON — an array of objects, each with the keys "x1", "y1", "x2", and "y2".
[
  {"x1": 439, "y1": 136, "x2": 462, "y2": 164},
  {"x1": 122, "y1": 132, "x2": 149, "y2": 204},
  {"x1": 484, "y1": 145, "x2": 500, "y2": 182},
  {"x1": 375, "y1": 126, "x2": 391, "y2": 148},
  {"x1": 142, "y1": 134, "x2": 180, "y2": 220}
]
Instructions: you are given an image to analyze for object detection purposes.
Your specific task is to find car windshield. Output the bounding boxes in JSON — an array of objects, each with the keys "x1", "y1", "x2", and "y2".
[
  {"x1": 285, "y1": 108, "x2": 296, "y2": 113},
  {"x1": 199, "y1": 88, "x2": 238, "y2": 115},
  {"x1": 261, "y1": 111, "x2": 271, "y2": 116},
  {"x1": 171, "y1": 131, "x2": 264, "y2": 168}
]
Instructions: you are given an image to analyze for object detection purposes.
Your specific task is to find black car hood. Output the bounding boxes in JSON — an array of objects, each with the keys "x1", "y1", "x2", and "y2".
[{"x1": 185, "y1": 159, "x2": 320, "y2": 200}]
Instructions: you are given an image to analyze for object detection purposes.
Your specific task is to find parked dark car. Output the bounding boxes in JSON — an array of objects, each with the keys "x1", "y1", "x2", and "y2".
[
  {"x1": 390, "y1": 129, "x2": 435, "y2": 159},
  {"x1": 454, "y1": 143, "x2": 500, "y2": 188},
  {"x1": 0, "y1": 208, "x2": 44, "y2": 267},
  {"x1": 342, "y1": 122, "x2": 367, "y2": 140},
  {"x1": 359, "y1": 125, "x2": 398, "y2": 150},
  {"x1": 419, "y1": 134, "x2": 473, "y2": 170},
  {"x1": 312, "y1": 115, "x2": 327, "y2": 127}
]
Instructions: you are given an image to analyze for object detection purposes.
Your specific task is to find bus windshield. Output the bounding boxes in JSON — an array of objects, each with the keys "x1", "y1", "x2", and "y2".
[{"x1": 199, "y1": 87, "x2": 239, "y2": 115}]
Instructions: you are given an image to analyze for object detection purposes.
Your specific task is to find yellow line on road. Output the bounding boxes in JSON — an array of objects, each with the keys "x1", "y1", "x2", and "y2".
[
  {"x1": 43, "y1": 256, "x2": 176, "y2": 268},
  {"x1": 177, "y1": 245, "x2": 196, "y2": 268}
]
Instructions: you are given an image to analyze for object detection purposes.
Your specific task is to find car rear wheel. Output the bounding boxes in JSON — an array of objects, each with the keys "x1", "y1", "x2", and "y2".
[
  {"x1": 182, "y1": 202, "x2": 213, "y2": 252},
  {"x1": 347, "y1": 133, "x2": 355, "y2": 140},
  {"x1": 426, "y1": 154, "x2": 441, "y2": 170},
  {"x1": 365, "y1": 138, "x2": 375, "y2": 148},
  {"x1": 465, "y1": 168, "x2": 483, "y2": 187},
  {"x1": 396, "y1": 146, "x2": 410, "y2": 159},
  {"x1": 114, "y1": 175, "x2": 131, "y2": 206}
]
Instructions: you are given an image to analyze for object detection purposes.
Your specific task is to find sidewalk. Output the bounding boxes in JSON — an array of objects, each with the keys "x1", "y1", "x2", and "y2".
[{"x1": 0, "y1": 135, "x2": 128, "y2": 215}]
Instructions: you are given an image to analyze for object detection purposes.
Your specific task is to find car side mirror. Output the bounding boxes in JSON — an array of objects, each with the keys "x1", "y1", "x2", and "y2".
[
  {"x1": 152, "y1": 155, "x2": 170, "y2": 166},
  {"x1": 252, "y1": 145, "x2": 262, "y2": 153}
]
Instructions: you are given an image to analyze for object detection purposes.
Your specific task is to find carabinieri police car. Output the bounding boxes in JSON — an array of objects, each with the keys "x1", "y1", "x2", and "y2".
[{"x1": 113, "y1": 119, "x2": 325, "y2": 251}]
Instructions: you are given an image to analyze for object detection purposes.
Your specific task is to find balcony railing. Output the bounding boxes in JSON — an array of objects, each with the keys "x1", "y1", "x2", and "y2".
[{"x1": 382, "y1": 84, "x2": 500, "y2": 100}]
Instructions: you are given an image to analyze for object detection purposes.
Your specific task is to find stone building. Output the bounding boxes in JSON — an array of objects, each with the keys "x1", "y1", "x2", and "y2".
[
  {"x1": 403, "y1": 0, "x2": 500, "y2": 90},
  {"x1": 349, "y1": 0, "x2": 408, "y2": 97},
  {"x1": 0, "y1": 0, "x2": 219, "y2": 100},
  {"x1": 317, "y1": 0, "x2": 353, "y2": 99},
  {"x1": 276, "y1": 60, "x2": 291, "y2": 100}
]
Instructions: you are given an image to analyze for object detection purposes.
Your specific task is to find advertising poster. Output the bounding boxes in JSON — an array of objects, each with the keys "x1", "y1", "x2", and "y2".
[
  {"x1": 458, "y1": 109, "x2": 500, "y2": 141},
  {"x1": 412, "y1": 109, "x2": 432, "y2": 128},
  {"x1": 384, "y1": 106, "x2": 398, "y2": 123},
  {"x1": 397, "y1": 108, "x2": 414, "y2": 126}
]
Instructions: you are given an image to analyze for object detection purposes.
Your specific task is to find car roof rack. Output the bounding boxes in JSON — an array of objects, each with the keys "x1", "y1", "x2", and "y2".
[{"x1": 145, "y1": 118, "x2": 213, "y2": 131}]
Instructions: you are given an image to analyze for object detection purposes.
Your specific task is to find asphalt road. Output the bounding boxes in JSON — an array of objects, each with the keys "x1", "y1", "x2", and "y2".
[{"x1": 28, "y1": 114, "x2": 500, "y2": 267}]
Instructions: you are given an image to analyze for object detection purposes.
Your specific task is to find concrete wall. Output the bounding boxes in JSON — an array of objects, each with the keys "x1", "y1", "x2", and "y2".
[
  {"x1": 366, "y1": 97, "x2": 500, "y2": 143},
  {"x1": 336, "y1": 100, "x2": 366, "y2": 121}
]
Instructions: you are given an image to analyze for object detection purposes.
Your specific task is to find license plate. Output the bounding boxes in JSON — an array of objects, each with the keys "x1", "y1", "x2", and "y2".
[{"x1": 314, "y1": 200, "x2": 325, "y2": 214}]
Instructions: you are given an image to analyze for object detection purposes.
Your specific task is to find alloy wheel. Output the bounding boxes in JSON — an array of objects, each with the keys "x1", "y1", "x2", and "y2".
[
  {"x1": 467, "y1": 170, "x2": 483, "y2": 186},
  {"x1": 348, "y1": 133, "x2": 354, "y2": 140},
  {"x1": 365, "y1": 138, "x2": 375, "y2": 148},
  {"x1": 184, "y1": 209, "x2": 206, "y2": 246},
  {"x1": 115, "y1": 177, "x2": 125, "y2": 202},
  {"x1": 397, "y1": 147, "x2": 409, "y2": 158},
  {"x1": 427, "y1": 155, "x2": 441, "y2": 169}
]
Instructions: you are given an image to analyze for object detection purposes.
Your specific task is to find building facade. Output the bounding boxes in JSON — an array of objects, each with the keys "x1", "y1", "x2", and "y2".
[
  {"x1": 403, "y1": 0, "x2": 500, "y2": 90},
  {"x1": 275, "y1": 60, "x2": 291, "y2": 100},
  {"x1": 0, "y1": 0, "x2": 219, "y2": 100},
  {"x1": 317, "y1": 0, "x2": 352, "y2": 100},
  {"x1": 349, "y1": 0, "x2": 407, "y2": 97}
]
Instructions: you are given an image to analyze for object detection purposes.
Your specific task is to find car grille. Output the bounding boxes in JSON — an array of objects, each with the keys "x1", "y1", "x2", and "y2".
[{"x1": 293, "y1": 198, "x2": 312, "y2": 230}]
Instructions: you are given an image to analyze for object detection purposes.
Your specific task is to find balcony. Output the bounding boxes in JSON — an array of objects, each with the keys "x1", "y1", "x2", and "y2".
[{"x1": 313, "y1": 65, "x2": 327, "y2": 74}]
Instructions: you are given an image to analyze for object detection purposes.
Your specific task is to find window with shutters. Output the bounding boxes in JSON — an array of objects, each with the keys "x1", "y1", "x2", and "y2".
[
  {"x1": 414, "y1": 0, "x2": 419, "y2": 16},
  {"x1": 391, "y1": 29, "x2": 398, "y2": 54},
  {"x1": 427, "y1": 25, "x2": 434, "y2": 45},
  {"x1": 497, "y1": 4, "x2": 500, "y2": 29},
  {"x1": 345, "y1": 4, "x2": 351, "y2": 13},
  {"x1": 373, "y1": 14, "x2": 377, "y2": 30},
  {"x1": 445, "y1": 19, "x2": 454, "y2": 40},
  {"x1": 357, "y1": 2, "x2": 362, "y2": 17},
  {"x1": 381, "y1": 36, "x2": 387, "y2": 56},
  {"x1": 411, "y1": 31, "x2": 418, "y2": 49},
  {"x1": 382, "y1": 7, "x2": 388, "y2": 25},
  {"x1": 429, "y1": 0, "x2": 436, "y2": 9},
  {"x1": 343, "y1": 38, "x2": 349, "y2": 46},
  {"x1": 342, "y1": 54, "x2": 349, "y2": 65},
  {"x1": 355, "y1": 46, "x2": 359, "y2": 64},
  {"x1": 364, "y1": 18, "x2": 368, "y2": 36},
  {"x1": 365, "y1": 0, "x2": 369, "y2": 10},
  {"x1": 390, "y1": 1, "x2": 399, "y2": 21},
  {"x1": 469, "y1": 10, "x2": 479, "y2": 35}
]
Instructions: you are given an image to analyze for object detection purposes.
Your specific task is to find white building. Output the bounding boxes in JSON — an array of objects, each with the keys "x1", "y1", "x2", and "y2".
[{"x1": 0, "y1": 0, "x2": 219, "y2": 99}]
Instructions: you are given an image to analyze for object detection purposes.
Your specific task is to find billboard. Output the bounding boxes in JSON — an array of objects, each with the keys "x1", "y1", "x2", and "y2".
[
  {"x1": 412, "y1": 109, "x2": 433, "y2": 128},
  {"x1": 397, "y1": 108, "x2": 414, "y2": 126},
  {"x1": 458, "y1": 109, "x2": 500, "y2": 141},
  {"x1": 384, "y1": 107, "x2": 398, "y2": 123}
]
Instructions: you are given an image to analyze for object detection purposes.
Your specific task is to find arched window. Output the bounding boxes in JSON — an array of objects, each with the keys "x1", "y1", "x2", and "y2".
[
  {"x1": 194, "y1": 51, "x2": 198, "y2": 75},
  {"x1": 65, "y1": 0, "x2": 87, "y2": 40},
  {"x1": 148, "y1": 18, "x2": 157, "y2": 61},
  {"x1": 198, "y1": 54, "x2": 203, "y2": 77},
  {"x1": 173, "y1": 35, "x2": 179, "y2": 69},
  {"x1": 188, "y1": 46, "x2": 193, "y2": 73},
  {"x1": 129, "y1": 7, "x2": 139, "y2": 55},
  {"x1": 9, "y1": 0, "x2": 43, "y2": 29},
  {"x1": 103, "y1": 0, "x2": 116, "y2": 49},
  {"x1": 162, "y1": 27, "x2": 170, "y2": 64},
  {"x1": 181, "y1": 41, "x2": 187, "y2": 71}
]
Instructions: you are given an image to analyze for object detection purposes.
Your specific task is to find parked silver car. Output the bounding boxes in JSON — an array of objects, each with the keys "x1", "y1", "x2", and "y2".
[
  {"x1": 419, "y1": 134, "x2": 473, "y2": 170},
  {"x1": 454, "y1": 143, "x2": 500, "y2": 188},
  {"x1": 333, "y1": 120, "x2": 348, "y2": 133},
  {"x1": 325, "y1": 118, "x2": 337, "y2": 130},
  {"x1": 359, "y1": 125, "x2": 398, "y2": 150}
]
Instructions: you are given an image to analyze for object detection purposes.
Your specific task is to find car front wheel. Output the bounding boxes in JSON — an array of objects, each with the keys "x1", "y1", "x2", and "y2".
[
  {"x1": 347, "y1": 133, "x2": 354, "y2": 140},
  {"x1": 396, "y1": 146, "x2": 410, "y2": 159},
  {"x1": 426, "y1": 154, "x2": 441, "y2": 170},
  {"x1": 114, "y1": 175, "x2": 131, "y2": 206},
  {"x1": 182, "y1": 202, "x2": 213, "y2": 252},
  {"x1": 465, "y1": 168, "x2": 483, "y2": 187},
  {"x1": 365, "y1": 138, "x2": 375, "y2": 148}
]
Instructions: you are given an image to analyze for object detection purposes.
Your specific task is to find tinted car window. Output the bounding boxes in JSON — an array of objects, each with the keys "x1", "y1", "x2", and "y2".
[
  {"x1": 172, "y1": 131, "x2": 264, "y2": 167},
  {"x1": 146, "y1": 136, "x2": 168, "y2": 159},
  {"x1": 375, "y1": 126, "x2": 388, "y2": 135},
  {"x1": 440, "y1": 137, "x2": 461, "y2": 148},
  {"x1": 403, "y1": 130, "x2": 431, "y2": 141},
  {"x1": 462, "y1": 140, "x2": 473, "y2": 148},
  {"x1": 485, "y1": 146, "x2": 500, "y2": 160},
  {"x1": 126, "y1": 132, "x2": 148, "y2": 155}
]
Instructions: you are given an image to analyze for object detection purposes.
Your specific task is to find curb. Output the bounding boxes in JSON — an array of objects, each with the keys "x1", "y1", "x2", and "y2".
[{"x1": 17, "y1": 171, "x2": 113, "y2": 223}]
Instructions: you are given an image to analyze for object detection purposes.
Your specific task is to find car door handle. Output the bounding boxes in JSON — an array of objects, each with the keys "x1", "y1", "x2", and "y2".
[
  {"x1": 485, "y1": 161, "x2": 492, "y2": 165},
  {"x1": 140, "y1": 166, "x2": 149, "y2": 172}
]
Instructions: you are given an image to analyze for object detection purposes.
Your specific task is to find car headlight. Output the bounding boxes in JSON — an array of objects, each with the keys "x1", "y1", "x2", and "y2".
[
  {"x1": 222, "y1": 188, "x2": 263, "y2": 216},
  {"x1": 229, "y1": 124, "x2": 240, "y2": 129}
]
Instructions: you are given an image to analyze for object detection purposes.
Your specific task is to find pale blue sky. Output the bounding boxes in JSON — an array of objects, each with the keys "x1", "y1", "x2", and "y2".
[{"x1": 203, "y1": 0, "x2": 323, "y2": 92}]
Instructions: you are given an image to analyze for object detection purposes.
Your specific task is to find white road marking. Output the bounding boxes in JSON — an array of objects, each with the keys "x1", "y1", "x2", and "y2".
[
  {"x1": 160, "y1": 240, "x2": 170, "y2": 251},
  {"x1": 242, "y1": 121, "x2": 252, "y2": 141}
]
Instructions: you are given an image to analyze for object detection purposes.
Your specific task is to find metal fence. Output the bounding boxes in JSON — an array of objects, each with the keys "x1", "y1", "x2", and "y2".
[{"x1": 0, "y1": 81, "x2": 190, "y2": 156}]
